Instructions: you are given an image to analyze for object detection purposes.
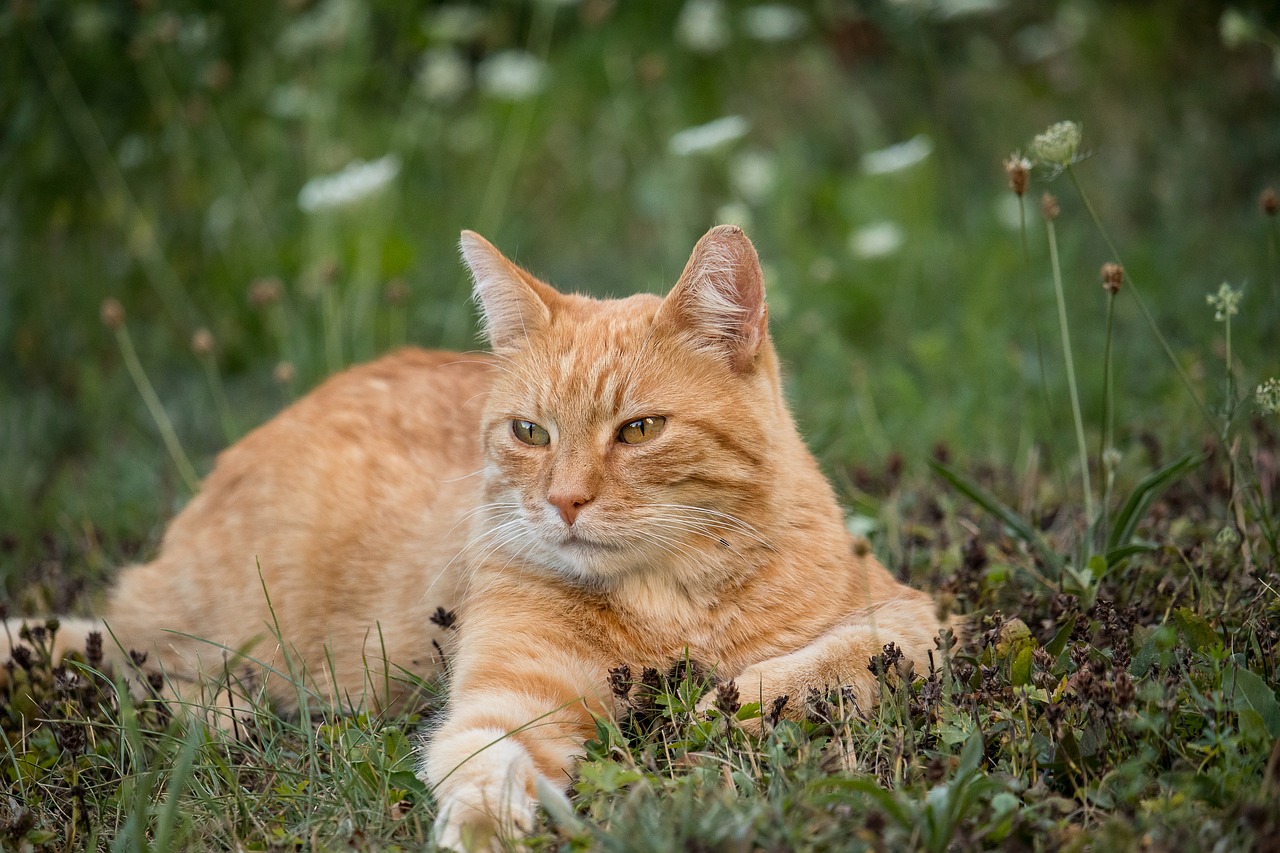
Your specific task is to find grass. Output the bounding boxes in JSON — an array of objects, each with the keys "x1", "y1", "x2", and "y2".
[{"x1": 2, "y1": 1, "x2": 1280, "y2": 851}]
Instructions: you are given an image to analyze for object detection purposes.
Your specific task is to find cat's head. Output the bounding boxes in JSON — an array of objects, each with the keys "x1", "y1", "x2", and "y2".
[{"x1": 462, "y1": 226, "x2": 792, "y2": 588}]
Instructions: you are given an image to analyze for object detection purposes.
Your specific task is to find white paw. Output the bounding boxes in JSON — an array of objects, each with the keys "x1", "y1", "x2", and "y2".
[{"x1": 426, "y1": 734, "x2": 539, "y2": 851}]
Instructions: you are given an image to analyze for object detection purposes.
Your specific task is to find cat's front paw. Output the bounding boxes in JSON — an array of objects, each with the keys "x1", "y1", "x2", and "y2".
[{"x1": 426, "y1": 732, "x2": 539, "y2": 852}]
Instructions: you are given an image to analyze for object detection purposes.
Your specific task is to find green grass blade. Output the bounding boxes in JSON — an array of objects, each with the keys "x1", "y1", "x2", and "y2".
[
  {"x1": 1106, "y1": 452, "x2": 1205, "y2": 552},
  {"x1": 929, "y1": 460, "x2": 1063, "y2": 575}
]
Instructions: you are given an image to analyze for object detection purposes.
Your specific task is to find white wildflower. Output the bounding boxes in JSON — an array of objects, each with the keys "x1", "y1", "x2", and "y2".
[
  {"x1": 477, "y1": 50, "x2": 547, "y2": 101},
  {"x1": 298, "y1": 155, "x2": 401, "y2": 213},
  {"x1": 1220, "y1": 10, "x2": 1256, "y2": 49},
  {"x1": 862, "y1": 135, "x2": 934, "y2": 175},
  {"x1": 730, "y1": 150, "x2": 777, "y2": 202},
  {"x1": 676, "y1": 0, "x2": 729, "y2": 53},
  {"x1": 1032, "y1": 120, "x2": 1082, "y2": 167},
  {"x1": 669, "y1": 115, "x2": 749, "y2": 156},
  {"x1": 1256, "y1": 377, "x2": 1280, "y2": 415},
  {"x1": 418, "y1": 48, "x2": 471, "y2": 102},
  {"x1": 1206, "y1": 282, "x2": 1242, "y2": 322},
  {"x1": 742, "y1": 5, "x2": 807, "y2": 42},
  {"x1": 849, "y1": 222, "x2": 905, "y2": 259}
]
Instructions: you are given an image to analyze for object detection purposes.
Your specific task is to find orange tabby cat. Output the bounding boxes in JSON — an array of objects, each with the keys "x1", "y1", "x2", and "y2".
[{"x1": 7, "y1": 226, "x2": 957, "y2": 851}]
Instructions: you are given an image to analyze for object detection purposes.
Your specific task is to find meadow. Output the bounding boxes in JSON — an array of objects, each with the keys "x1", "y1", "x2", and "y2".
[{"x1": 2, "y1": 1, "x2": 1279, "y2": 850}]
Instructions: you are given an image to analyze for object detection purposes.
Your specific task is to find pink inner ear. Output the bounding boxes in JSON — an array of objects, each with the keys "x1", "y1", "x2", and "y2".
[
  {"x1": 460, "y1": 231, "x2": 558, "y2": 350},
  {"x1": 661, "y1": 225, "x2": 769, "y2": 372}
]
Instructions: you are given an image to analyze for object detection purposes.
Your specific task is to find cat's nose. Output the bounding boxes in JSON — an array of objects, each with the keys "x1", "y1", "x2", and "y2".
[{"x1": 548, "y1": 491, "x2": 592, "y2": 526}]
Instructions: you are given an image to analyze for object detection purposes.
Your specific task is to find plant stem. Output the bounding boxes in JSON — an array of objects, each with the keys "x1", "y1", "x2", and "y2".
[
  {"x1": 1099, "y1": 290, "x2": 1117, "y2": 542},
  {"x1": 199, "y1": 353, "x2": 239, "y2": 443},
  {"x1": 115, "y1": 326, "x2": 199, "y2": 494},
  {"x1": 1066, "y1": 167, "x2": 1217, "y2": 437},
  {"x1": 1046, "y1": 217, "x2": 1095, "y2": 523}
]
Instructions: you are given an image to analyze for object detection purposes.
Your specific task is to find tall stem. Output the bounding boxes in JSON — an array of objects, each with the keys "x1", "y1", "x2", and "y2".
[
  {"x1": 115, "y1": 326, "x2": 199, "y2": 494},
  {"x1": 1046, "y1": 217, "x2": 1094, "y2": 522},
  {"x1": 1099, "y1": 291, "x2": 1117, "y2": 541},
  {"x1": 1066, "y1": 167, "x2": 1217, "y2": 437}
]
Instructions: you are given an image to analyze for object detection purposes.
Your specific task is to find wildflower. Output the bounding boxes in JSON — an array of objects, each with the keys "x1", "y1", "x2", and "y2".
[
  {"x1": 862, "y1": 135, "x2": 933, "y2": 175},
  {"x1": 417, "y1": 48, "x2": 470, "y2": 103},
  {"x1": 1032, "y1": 120, "x2": 1082, "y2": 167},
  {"x1": 849, "y1": 221, "x2": 904, "y2": 259},
  {"x1": 676, "y1": 0, "x2": 728, "y2": 53},
  {"x1": 730, "y1": 150, "x2": 777, "y2": 203},
  {"x1": 1257, "y1": 377, "x2": 1280, "y2": 415},
  {"x1": 742, "y1": 4, "x2": 807, "y2": 42},
  {"x1": 1205, "y1": 282, "x2": 1241, "y2": 321},
  {"x1": 100, "y1": 298, "x2": 125, "y2": 330},
  {"x1": 1215, "y1": 526, "x2": 1241, "y2": 551},
  {"x1": 248, "y1": 277, "x2": 283, "y2": 308},
  {"x1": 1004, "y1": 153, "x2": 1030, "y2": 196},
  {"x1": 1040, "y1": 192, "x2": 1060, "y2": 221},
  {"x1": 297, "y1": 155, "x2": 401, "y2": 213},
  {"x1": 1261, "y1": 187, "x2": 1279, "y2": 217},
  {"x1": 1102, "y1": 447, "x2": 1122, "y2": 474},
  {"x1": 191, "y1": 328, "x2": 215, "y2": 356},
  {"x1": 273, "y1": 361, "x2": 296, "y2": 385},
  {"x1": 1220, "y1": 9, "x2": 1257, "y2": 49},
  {"x1": 668, "y1": 115, "x2": 749, "y2": 156},
  {"x1": 1101, "y1": 262, "x2": 1123, "y2": 294},
  {"x1": 477, "y1": 50, "x2": 547, "y2": 101}
]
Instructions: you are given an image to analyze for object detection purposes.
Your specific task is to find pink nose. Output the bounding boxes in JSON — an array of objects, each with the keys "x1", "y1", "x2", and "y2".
[{"x1": 548, "y1": 492, "x2": 592, "y2": 526}]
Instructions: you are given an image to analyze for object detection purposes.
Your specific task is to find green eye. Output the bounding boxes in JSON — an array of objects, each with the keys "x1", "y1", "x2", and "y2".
[
  {"x1": 618, "y1": 416, "x2": 666, "y2": 445},
  {"x1": 512, "y1": 419, "x2": 550, "y2": 446}
]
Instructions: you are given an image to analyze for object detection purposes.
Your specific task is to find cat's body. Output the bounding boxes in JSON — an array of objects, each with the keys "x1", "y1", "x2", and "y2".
[{"x1": 8, "y1": 227, "x2": 955, "y2": 851}]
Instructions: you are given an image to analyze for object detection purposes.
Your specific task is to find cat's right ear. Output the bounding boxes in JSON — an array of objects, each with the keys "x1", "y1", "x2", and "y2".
[
  {"x1": 460, "y1": 231, "x2": 556, "y2": 350},
  {"x1": 655, "y1": 225, "x2": 769, "y2": 373}
]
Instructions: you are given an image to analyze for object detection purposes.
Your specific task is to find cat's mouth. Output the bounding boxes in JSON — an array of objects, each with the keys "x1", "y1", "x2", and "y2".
[{"x1": 557, "y1": 532, "x2": 623, "y2": 552}]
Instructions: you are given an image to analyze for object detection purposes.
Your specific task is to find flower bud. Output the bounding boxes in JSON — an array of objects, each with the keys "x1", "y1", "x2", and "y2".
[
  {"x1": 1261, "y1": 188, "x2": 1278, "y2": 217},
  {"x1": 100, "y1": 298, "x2": 125, "y2": 330},
  {"x1": 248, "y1": 277, "x2": 283, "y2": 308},
  {"x1": 1040, "y1": 192, "x2": 1060, "y2": 222},
  {"x1": 191, "y1": 328, "x2": 215, "y2": 356},
  {"x1": 1101, "y1": 262, "x2": 1124, "y2": 295},
  {"x1": 1004, "y1": 154, "x2": 1030, "y2": 197}
]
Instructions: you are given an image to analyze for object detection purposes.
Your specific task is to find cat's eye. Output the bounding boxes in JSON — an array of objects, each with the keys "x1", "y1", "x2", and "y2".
[
  {"x1": 618, "y1": 416, "x2": 666, "y2": 445},
  {"x1": 512, "y1": 419, "x2": 550, "y2": 446}
]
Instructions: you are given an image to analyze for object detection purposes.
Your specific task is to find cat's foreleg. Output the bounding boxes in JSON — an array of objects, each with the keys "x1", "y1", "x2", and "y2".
[
  {"x1": 702, "y1": 595, "x2": 954, "y2": 727},
  {"x1": 420, "y1": 629, "x2": 610, "y2": 852}
]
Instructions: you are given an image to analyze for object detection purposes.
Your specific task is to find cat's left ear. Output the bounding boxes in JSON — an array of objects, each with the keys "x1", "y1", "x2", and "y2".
[
  {"x1": 656, "y1": 225, "x2": 768, "y2": 373},
  {"x1": 460, "y1": 231, "x2": 559, "y2": 350}
]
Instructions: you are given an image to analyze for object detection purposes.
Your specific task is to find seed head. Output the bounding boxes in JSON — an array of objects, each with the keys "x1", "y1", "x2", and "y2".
[
  {"x1": 1032, "y1": 120, "x2": 1082, "y2": 167},
  {"x1": 248, "y1": 277, "x2": 283, "y2": 308},
  {"x1": 100, "y1": 298, "x2": 126, "y2": 330},
  {"x1": 1257, "y1": 377, "x2": 1280, "y2": 415},
  {"x1": 273, "y1": 361, "x2": 296, "y2": 385},
  {"x1": 1101, "y1": 262, "x2": 1124, "y2": 295},
  {"x1": 714, "y1": 679, "x2": 741, "y2": 717},
  {"x1": 1040, "y1": 192, "x2": 1060, "y2": 221},
  {"x1": 1004, "y1": 153, "x2": 1031, "y2": 197},
  {"x1": 1206, "y1": 282, "x2": 1241, "y2": 321},
  {"x1": 385, "y1": 278, "x2": 409, "y2": 306},
  {"x1": 191, "y1": 328, "x2": 215, "y2": 356},
  {"x1": 1262, "y1": 188, "x2": 1279, "y2": 217}
]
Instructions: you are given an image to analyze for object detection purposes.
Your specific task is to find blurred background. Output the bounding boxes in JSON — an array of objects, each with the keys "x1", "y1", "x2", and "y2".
[{"x1": 1, "y1": 0, "x2": 1278, "y2": 606}]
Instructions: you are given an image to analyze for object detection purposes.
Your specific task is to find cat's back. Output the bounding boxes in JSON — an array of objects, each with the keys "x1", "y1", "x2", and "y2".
[{"x1": 107, "y1": 348, "x2": 494, "y2": 669}]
